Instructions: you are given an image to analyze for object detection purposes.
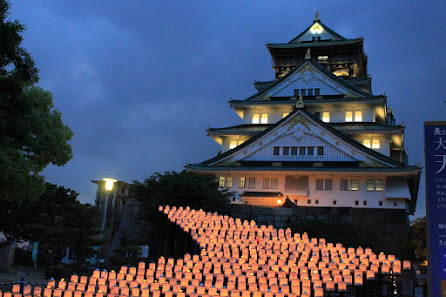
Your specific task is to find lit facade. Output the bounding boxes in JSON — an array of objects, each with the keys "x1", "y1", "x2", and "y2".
[{"x1": 187, "y1": 13, "x2": 421, "y2": 214}]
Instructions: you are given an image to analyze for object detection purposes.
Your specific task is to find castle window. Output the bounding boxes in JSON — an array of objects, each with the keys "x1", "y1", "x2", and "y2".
[
  {"x1": 375, "y1": 179, "x2": 384, "y2": 191},
  {"x1": 283, "y1": 147, "x2": 290, "y2": 156},
  {"x1": 325, "y1": 178, "x2": 333, "y2": 190},
  {"x1": 248, "y1": 177, "x2": 256, "y2": 188},
  {"x1": 230, "y1": 141, "x2": 237, "y2": 150},
  {"x1": 367, "y1": 179, "x2": 384, "y2": 191},
  {"x1": 227, "y1": 177, "x2": 233, "y2": 188},
  {"x1": 379, "y1": 201, "x2": 383, "y2": 206},
  {"x1": 322, "y1": 112, "x2": 330, "y2": 122},
  {"x1": 261, "y1": 114, "x2": 268, "y2": 124},
  {"x1": 262, "y1": 178, "x2": 270, "y2": 189},
  {"x1": 291, "y1": 147, "x2": 298, "y2": 155},
  {"x1": 239, "y1": 177, "x2": 246, "y2": 188},
  {"x1": 273, "y1": 147, "x2": 280, "y2": 155},
  {"x1": 393, "y1": 202, "x2": 398, "y2": 207},
  {"x1": 300, "y1": 89, "x2": 306, "y2": 96},
  {"x1": 317, "y1": 147, "x2": 324, "y2": 155},
  {"x1": 294, "y1": 89, "x2": 300, "y2": 97},
  {"x1": 363, "y1": 201, "x2": 367, "y2": 206},
  {"x1": 345, "y1": 111, "x2": 353, "y2": 122},
  {"x1": 372, "y1": 139, "x2": 380, "y2": 149},
  {"x1": 318, "y1": 56, "x2": 328, "y2": 61},
  {"x1": 315, "y1": 200, "x2": 319, "y2": 204},
  {"x1": 219, "y1": 177, "x2": 226, "y2": 188},
  {"x1": 333, "y1": 200, "x2": 337, "y2": 205},
  {"x1": 307, "y1": 199, "x2": 311, "y2": 204},
  {"x1": 307, "y1": 89, "x2": 313, "y2": 96},
  {"x1": 299, "y1": 147, "x2": 306, "y2": 156},
  {"x1": 350, "y1": 179, "x2": 359, "y2": 191},
  {"x1": 307, "y1": 147, "x2": 314, "y2": 156},
  {"x1": 316, "y1": 179, "x2": 324, "y2": 190},
  {"x1": 271, "y1": 178, "x2": 278, "y2": 189},
  {"x1": 363, "y1": 139, "x2": 371, "y2": 148},
  {"x1": 314, "y1": 112, "x2": 321, "y2": 119},
  {"x1": 315, "y1": 88, "x2": 320, "y2": 96},
  {"x1": 355, "y1": 200, "x2": 359, "y2": 206},
  {"x1": 340, "y1": 179, "x2": 348, "y2": 191},
  {"x1": 283, "y1": 112, "x2": 290, "y2": 118},
  {"x1": 355, "y1": 111, "x2": 363, "y2": 122},
  {"x1": 252, "y1": 114, "x2": 260, "y2": 124}
]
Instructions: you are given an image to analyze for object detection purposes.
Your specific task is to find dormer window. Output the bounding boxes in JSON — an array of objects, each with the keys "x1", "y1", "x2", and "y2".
[{"x1": 322, "y1": 112, "x2": 330, "y2": 122}]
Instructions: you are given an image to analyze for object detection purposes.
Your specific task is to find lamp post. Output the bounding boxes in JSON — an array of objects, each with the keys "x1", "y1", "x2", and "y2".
[{"x1": 101, "y1": 178, "x2": 117, "y2": 239}]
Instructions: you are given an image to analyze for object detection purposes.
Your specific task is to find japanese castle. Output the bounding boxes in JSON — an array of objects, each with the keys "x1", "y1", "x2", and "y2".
[{"x1": 187, "y1": 13, "x2": 421, "y2": 214}]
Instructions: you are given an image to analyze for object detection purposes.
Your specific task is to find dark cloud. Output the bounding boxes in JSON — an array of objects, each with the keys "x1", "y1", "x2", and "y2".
[{"x1": 10, "y1": 1, "x2": 446, "y2": 218}]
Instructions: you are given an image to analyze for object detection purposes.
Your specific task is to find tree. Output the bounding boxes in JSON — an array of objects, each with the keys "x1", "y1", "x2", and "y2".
[
  {"x1": 131, "y1": 171, "x2": 232, "y2": 220},
  {"x1": 410, "y1": 216, "x2": 427, "y2": 272},
  {"x1": 0, "y1": 183, "x2": 101, "y2": 265},
  {"x1": 0, "y1": 0, "x2": 73, "y2": 204}
]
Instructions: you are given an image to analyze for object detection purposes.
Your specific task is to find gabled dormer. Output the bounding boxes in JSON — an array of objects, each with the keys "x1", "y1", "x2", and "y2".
[{"x1": 266, "y1": 11, "x2": 368, "y2": 79}]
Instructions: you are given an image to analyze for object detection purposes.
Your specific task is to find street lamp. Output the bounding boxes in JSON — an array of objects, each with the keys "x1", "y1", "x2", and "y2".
[{"x1": 101, "y1": 178, "x2": 117, "y2": 239}]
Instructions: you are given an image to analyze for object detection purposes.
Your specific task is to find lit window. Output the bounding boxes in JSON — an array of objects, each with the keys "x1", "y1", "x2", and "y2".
[
  {"x1": 366, "y1": 179, "x2": 384, "y2": 191},
  {"x1": 318, "y1": 56, "x2": 328, "y2": 61},
  {"x1": 261, "y1": 114, "x2": 268, "y2": 124},
  {"x1": 363, "y1": 139, "x2": 371, "y2": 148},
  {"x1": 350, "y1": 179, "x2": 359, "y2": 191},
  {"x1": 333, "y1": 69, "x2": 349, "y2": 76},
  {"x1": 322, "y1": 112, "x2": 330, "y2": 122},
  {"x1": 226, "y1": 177, "x2": 233, "y2": 188},
  {"x1": 316, "y1": 179, "x2": 324, "y2": 190},
  {"x1": 263, "y1": 178, "x2": 270, "y2": 189},
  {"x1": 239, "y1": 177, "x2": 246, "y2": 188},
  {"x1": 273, "y1": 147, "x2": 280, "y2": 155},
  {"x1": 345, "y1": 111, "x2": 353, "y2": 122},
  {"x1": 219, "y1": 177, "x2": 226, "y2": 188},
  {"x1": 248, "y1": 177, "x2": 256, "y2": 188},
  {"x1": 271, "y1": 178, "x2": 278, "y2": 189},
  {"x1": 237, "y1": 140, "x2": 245, "y2": 146},
  {"x1": 283, "y1": 113, "x2": 290, "y2": 118},
  {"x1": 252, "y1": 114, "x2": 260, "y2": 124},
  {"x1": 372, "y1": 139, "x2": 380, "y2": 149},
  {"x1": 229, "y1": 141, "x2": 237, "y2": 149},
  {"x1": 355, "y1": 111, "x2": 363, "y2": 122},
  {"x1": 340, "y1": 179, "x2": 348, "y2": 191},
  {"x1": 375, "y1": 179, "x2": 384, "y2": 191}
]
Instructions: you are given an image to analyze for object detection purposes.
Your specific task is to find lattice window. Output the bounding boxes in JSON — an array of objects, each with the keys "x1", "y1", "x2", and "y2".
[
  {"x1": 271, "y1": 77, "x2": 344, "y2": 97},
  {"x1": 340, "y1": 179, "x2": 348, "y2": 191},
  {"x1": 239, "y1": 177, "x2": 246, "y2": 188}
]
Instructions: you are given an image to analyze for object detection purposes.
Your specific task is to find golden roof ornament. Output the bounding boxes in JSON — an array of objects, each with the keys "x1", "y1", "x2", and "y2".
[
  {"x1": 305, "y1": 48, "x2": 311, "y2": 60},
  {"x1": 315, "y1": 10, "x2": 320, "y2": 21}
]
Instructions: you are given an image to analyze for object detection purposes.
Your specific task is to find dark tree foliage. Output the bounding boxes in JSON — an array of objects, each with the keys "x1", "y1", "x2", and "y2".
[
  {"x1": 410, "y1": 216, "x2": 427, "y2": 271},
  {"x1": 131, "y1": 171, "x2": 232, "y2": 221},
  {"x1": 0, "y1": 0, "x2": 73, "y2": 204},
  {"x1": 0, "y1": 183, "x2": 101, "y2": 265}
]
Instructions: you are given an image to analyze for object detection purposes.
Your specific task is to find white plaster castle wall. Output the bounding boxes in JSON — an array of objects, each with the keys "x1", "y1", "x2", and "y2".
[{"x1": 217, "y1": 173, "x2": 407, "y2": 210}]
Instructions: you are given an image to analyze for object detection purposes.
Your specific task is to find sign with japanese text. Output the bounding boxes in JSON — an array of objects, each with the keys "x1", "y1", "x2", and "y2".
[{"x1": 424, "y1": 122, "x2": 446, "y2": 297}]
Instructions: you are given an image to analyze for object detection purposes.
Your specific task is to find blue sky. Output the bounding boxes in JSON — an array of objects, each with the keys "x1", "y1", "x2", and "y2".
[{"x1": 10, "y1": 1, "x2": 446, "y2": 218}]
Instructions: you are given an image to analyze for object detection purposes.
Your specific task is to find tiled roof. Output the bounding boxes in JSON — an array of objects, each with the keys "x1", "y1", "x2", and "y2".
[
  {"x1": 238, "y1": 59, "x2": 381, "y2": 102},
  {"x1": 207, "y1": 124, "x2": 272, "y2": 135},
  {"x1": 329, "y1": 122, "x2": 404, "y2": 132},
  {"x1": 267, "y1": 38, "x2": 363, "y2": 48},
  {"x1": 187, "y1": 163, "x2": 420, "y2": 172}
]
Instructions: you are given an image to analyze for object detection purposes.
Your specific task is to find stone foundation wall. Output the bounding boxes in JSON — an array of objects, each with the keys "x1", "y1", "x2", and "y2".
[{"x1": 229, "y1": 204, "x2": 412, "y2": 259}]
